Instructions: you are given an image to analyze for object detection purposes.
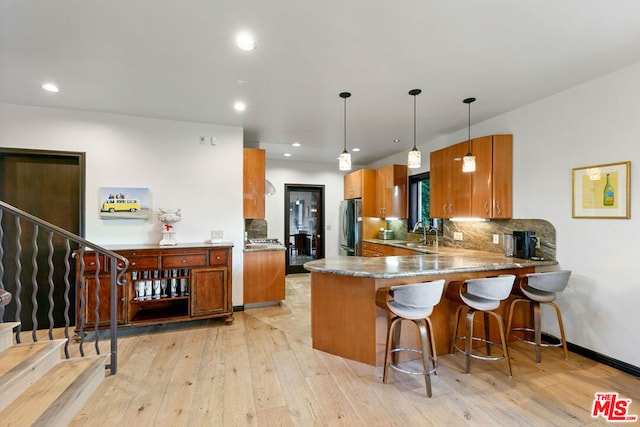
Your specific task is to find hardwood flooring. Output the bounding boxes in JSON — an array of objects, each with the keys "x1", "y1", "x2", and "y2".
[{"x1": 69, "y1": 274, "x2": 640, "y2": 426}]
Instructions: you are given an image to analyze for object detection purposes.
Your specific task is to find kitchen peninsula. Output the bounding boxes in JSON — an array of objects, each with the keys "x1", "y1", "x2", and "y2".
[{"x1": 304, "y1": 248, "x2": 557, "y2": 366}]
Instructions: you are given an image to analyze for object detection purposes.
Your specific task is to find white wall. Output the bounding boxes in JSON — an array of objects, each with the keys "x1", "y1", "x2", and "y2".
[
  {"x1": 265, "y1": 158, "x2": 344, "y2": 258},
  {"x1": 0, "y1": 103, "x2": 245, "y2": 305},
  {"x1": 372, "y1": 62, "x2": 640, "y2": 367}
]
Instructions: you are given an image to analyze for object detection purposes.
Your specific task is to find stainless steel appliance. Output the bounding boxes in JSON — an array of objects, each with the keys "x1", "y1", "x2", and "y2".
[
  {"x1": 513, "y1": 230, "x2": 537, "y2": 259},
  {"x1": 339, "y1": 199, "x2": 362, "y2": 256}
]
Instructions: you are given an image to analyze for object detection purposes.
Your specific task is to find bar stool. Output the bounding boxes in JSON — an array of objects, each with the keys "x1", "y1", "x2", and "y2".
[
  {"x1": 375, "y1": 279, "x2": 445, "y2": 397},
  {"x1": 447, "y1": 275, "x2": 515, "y2": 376},
  {"x1": 506, "y1": 270, "x2": 571, "y2": 363}
]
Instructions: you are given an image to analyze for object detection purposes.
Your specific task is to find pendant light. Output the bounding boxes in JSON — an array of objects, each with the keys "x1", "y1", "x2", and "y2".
[
  {"x1": 407, "y1": 89, "x2": 422, "y2": 169},
  {"x1": 462, "y1": 97, "x2": 476, "y2": 173},
  {"x1": 338, "y1": 92, "x2": 352, "y2": 171}
]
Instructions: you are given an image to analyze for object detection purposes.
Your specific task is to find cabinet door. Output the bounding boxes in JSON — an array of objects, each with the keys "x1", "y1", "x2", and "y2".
[
  {"x1": 471, "y1": 136, "x2": 494, "y2": 217},
  {"x1": 430, "y1": 148, "x2": 448, "y2": 218},
  {"x1": 78, "y1": 274, "x2": 126, "y2": 327},
  {"x1": 448, "y1": 142, "x2": 471, "y2": 218},
  {"x1": 375, "y1": 165, "x2": 407, "y2": 218},
  {"x1": 491, "y1": 135, "x2": 513, "y2": 218},
  {"x1": 191, "y1": 267, "x2": 229, "y2": 317},
  {"x1": 344, "y1": 170, "x2": 361, "y2": 199},
  {"x1": 243, "y1": 148, "x2": 266, "y2": 219},
  {"x1": 243, "y1": 251, "x2": 285, "y2": 304}
]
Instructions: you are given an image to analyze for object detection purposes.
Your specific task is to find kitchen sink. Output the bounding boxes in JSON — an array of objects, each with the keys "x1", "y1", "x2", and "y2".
[{"x1": 396, "y1": 242, "x2": 439, "y2": 254}]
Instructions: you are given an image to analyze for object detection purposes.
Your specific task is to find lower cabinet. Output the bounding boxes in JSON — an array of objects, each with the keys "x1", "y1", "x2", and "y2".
[
  {"x1": 243, "y1": 250, "x2": 286, "y2": 304},
  {"x1": 75, "y1": 244, "x2": 234, "y2": 330}
]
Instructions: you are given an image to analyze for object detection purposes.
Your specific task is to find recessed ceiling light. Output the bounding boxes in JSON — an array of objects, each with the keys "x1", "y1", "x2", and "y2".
[
  {"x1": 283, "y1": 153, "x2": 292, "y2": 157},
  {"x1": 393, "y1": 139, "x2": 400, "y2": 143},
  {"x1": 233, "y1": 101, "x2": 246, "y2": 112},
  {"x1": 292, "y1": 142, "x2": 301, "y2": 147},
  {"x1": 352, "y1": 147, "x2": 360, "y2": 152},
  {"x1": 236, "y1": 32, "x2": 256, "y2": 51},
  {"x1": 41, "y1": 83, "x2": 60, "y2": 93}
]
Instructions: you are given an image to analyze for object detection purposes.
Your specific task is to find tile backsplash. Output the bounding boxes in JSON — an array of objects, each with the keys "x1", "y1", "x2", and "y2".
[{"x1": 387, "y1": 218, "x2": 556, "y2": 260}]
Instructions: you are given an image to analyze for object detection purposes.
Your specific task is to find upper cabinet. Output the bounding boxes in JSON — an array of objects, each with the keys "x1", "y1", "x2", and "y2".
[
  {"x1": 470, "y1": 135, "x2": 512, "y2": 219},
  {"x1": 243, "y1": 148, "x2": 265, "y2": 219},
  {"x1": 430, "y1": 134, "x2": 512, "y2": 219},
  {"x1": 344, "y1": 169, "x2": 376, "y2": 217},
  {"x1": 375, "y1": 164, "x2": 408, "y2": 218},
  {"x1": 430, "y1": 141, "x2": 471, "y2": 218}
]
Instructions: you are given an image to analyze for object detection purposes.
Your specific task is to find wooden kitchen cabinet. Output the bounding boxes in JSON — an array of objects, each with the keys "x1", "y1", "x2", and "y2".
[
  {"x1": 244, "y1": 148, "x2": 265, "y2": 219},
  {"x1": 243, "y1": 250, "x2": 286, "y2": 304},
  {"x1": 430, "y1": 134, "x2": 511, "y2": 219},
  {"x1": 75, "y1": 244, "x2": 234, "y2": 330},
  {"x1": 430, "y1": 141, "x2": 471, "y2": 218},
  {"x1": 470, "y1": 134, "x2": 512, "y2": 218},
  {"x1": 375, "y1": 164, "x2": 408, "y2": 218},
  {"x1": 343, "y1": 169, "x2": 376, "y2": 217}
]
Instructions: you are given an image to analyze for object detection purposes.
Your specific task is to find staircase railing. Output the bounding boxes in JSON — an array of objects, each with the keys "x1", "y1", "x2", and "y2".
[{"x1": 0, "y1": 200, "x2": 128, "y2": 375}]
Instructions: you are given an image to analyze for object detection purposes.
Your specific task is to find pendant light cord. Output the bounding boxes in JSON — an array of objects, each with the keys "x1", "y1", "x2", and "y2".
[
  {"x1": 413, "y1": 94, "x2": 417, "y2": 150},
  {"x1": 339, "y1": 92, "x2": 351, "y2": 153},
  {"x1": 463, "y1": 97, "x2": 476, "y2": 153},
  {"x1": 344, "y1": 96, "x2": 347, "y2": 152}
]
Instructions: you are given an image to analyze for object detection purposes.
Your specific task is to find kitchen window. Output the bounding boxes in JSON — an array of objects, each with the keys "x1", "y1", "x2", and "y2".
[{"x1": 408, "y1": 171, "x2": 435, "y2": 232}]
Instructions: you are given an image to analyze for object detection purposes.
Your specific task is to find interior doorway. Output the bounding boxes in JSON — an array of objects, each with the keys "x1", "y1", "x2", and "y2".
[
  {"x1": 0, "y1": 147, "x2": 85, "y2": 328},
  {"x1": 285, "y1": 184, "x2": 324, "y2": 274}
]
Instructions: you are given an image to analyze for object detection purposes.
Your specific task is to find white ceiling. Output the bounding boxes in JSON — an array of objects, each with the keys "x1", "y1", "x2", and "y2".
[{"x1": 3, "y1": 1, "x2": 640, "y2": 165}]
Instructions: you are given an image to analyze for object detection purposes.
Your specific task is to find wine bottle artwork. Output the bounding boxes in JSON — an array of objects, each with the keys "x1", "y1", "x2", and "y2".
[{"x1": 603, "y1": 173, "x2": 614, "y2": 206}]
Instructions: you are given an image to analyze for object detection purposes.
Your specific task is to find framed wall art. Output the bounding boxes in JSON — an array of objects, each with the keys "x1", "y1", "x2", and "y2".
[
  {"x1": 100, "y1": 187, "x2": 150, "y2": 220},
  {"x1": 572, "y1": 161, "x2": 630, "y2": 219}
]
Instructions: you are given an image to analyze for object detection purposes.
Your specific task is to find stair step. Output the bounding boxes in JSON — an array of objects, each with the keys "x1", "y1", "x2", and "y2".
[
  {"x1": 0, "y1": 339, "x2": 66, "y2": 413},
  {"x1": 0, "y1": 355, "x2": 108, "y2": 427},
  {"x1": 0, "y1": 322, "x2": 20, "y2": 352}
]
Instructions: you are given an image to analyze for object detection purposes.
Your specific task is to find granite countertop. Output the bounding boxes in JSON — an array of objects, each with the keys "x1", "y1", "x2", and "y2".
[
  {"x1": 304, "y1": 246, "x2": 557, "y2": 279},
  {"x1": 243, "y1": 243, "x2": 287, "y2": 252}
]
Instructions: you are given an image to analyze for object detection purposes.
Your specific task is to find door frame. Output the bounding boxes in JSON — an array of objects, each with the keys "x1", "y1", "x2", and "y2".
[{"x1": 284, "y1": 184, "x2": 325, "y2": 274}]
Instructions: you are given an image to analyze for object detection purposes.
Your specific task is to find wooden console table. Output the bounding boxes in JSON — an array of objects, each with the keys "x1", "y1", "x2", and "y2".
[{"x1": 75, "y1": 243, "x2": 234, "y2": 330}]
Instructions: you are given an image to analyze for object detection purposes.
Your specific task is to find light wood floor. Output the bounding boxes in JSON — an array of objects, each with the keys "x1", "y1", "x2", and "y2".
[{"x1": 68, "y1": 274, "x2": 640, "y2": 426}]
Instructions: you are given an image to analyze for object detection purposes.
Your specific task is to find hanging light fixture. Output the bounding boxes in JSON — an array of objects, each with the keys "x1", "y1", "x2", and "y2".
[
  {"x1": 462, "y1": 97, "x2": 476, "y2": 173},
  {"x1": 338, "y1": 92, "x2": 352, "y2": 171},
  {"x1": 407, "y1": 89, "x2": 422, "y2": 169}
]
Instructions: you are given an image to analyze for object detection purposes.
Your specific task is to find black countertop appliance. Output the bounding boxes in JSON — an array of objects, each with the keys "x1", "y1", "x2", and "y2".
[{"x1": 513, "y1": 230, "x2": 537, "y2": 259}]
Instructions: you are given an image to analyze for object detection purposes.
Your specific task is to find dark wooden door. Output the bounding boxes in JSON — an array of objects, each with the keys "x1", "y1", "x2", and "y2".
[{"x1": 0, "y1": 148, "x2": 84, "y2": 328}]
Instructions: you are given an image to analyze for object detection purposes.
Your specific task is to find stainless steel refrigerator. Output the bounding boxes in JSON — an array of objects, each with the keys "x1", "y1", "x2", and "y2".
[{"x1": 338, "y1": 199, "x2": 362, "y2": 256}]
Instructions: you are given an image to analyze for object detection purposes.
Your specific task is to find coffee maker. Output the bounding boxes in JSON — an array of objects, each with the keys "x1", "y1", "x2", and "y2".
[{"x1": 513, "y1": 230, "x2": 537, "y2": 259}]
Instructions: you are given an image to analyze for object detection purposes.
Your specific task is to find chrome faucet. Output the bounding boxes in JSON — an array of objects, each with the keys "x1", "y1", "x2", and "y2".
[
  {"x1": 412, "y1": 221, "x2": 428, "y2": 244},
  {"x1": 427, "y1": 227, "x2": 439, "y2": 249}
]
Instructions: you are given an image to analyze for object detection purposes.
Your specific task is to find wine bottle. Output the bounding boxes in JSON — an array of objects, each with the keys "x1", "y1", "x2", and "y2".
[{"x1": 603, "y1": 173, "x2": 614, "y2": 206}]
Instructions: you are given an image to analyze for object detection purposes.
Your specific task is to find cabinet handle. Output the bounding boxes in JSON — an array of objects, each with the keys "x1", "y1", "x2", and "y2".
[
  {"x1": 130, "y1": 262, "x2": 136, "y2": 266},
  {"x1": 182, "y1": 259, "x2": 187, "y2": 264},
  {"x1": 215, "y1": 256, "x2": 221, "y2": 260},
  {"x1": 448, "y1": 204, "x2": 453, "y2": 215},
  {"x1": 484, "y1": 202, "x2": 490, "y2": 215},
  {"x1": 496, "y1": 203, "x2": 501, "y2": 216}
]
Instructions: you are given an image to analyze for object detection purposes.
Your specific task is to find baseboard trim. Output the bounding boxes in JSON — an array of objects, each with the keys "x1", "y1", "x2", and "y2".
[{"x1": 567, "y1": 341, "x2": 640, "y2": 378}]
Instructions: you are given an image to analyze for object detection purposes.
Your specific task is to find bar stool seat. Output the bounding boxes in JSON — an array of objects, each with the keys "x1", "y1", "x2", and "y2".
[
  {"x1": 375, "y1": 279, "x2": 445, "y2": 397},
  {"x1": 447, "y1": 275, "x2": 515, "y2": 376},
  {"x1": 506, "y1": 270, "x2": 571, "y2": 363}
]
